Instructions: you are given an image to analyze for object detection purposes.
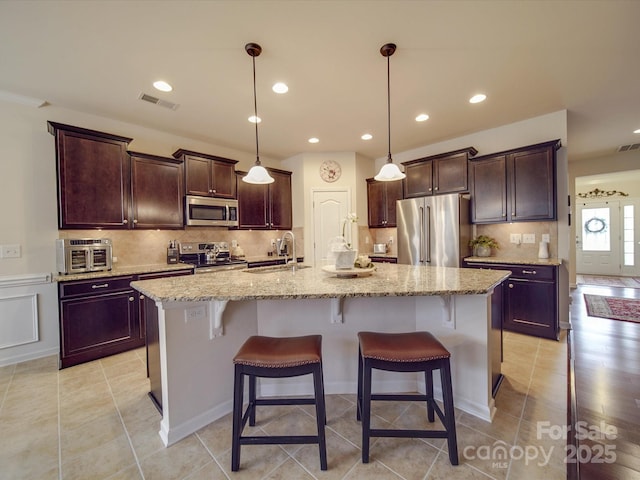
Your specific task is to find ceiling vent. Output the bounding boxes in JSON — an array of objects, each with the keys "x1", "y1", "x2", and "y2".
[
  {"x1": 138, "y1": 92, "x2": 179, "y2": 111},
  {"x1": 616, "y1": 143, "x2": 640, "y2": 153}
]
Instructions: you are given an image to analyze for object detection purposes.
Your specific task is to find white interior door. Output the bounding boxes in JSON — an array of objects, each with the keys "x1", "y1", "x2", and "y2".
[
  {"x1": 312, "y1": 189, "x2": 350, "y2": 266},
  {"x1": 576, "y1": 201, "x2": 621, "y2": 275}
]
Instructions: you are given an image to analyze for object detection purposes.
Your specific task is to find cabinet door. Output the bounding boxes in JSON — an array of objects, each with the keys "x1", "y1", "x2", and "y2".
[
  {"x1": 434, "y1": 153, "x2": 468, "y2": 194},
  {"x1": 470, "y1": 155, "x2": 507, "y2": 223},
  {"x1": 269, "y1": 170, "x2": 292, "y2": 229},
  {"x1": 185, "y1": 156, "x2": 212, "y2": 196},
  {"x1": 505, "y1": 279, "x2": 557, "y2": 339},
  {"x1": 367, "y1": 179, "x2": 387, "y2": 227},
  {"x1": 509, "y1": 147, "x2": 556, "y2": 221},
  {"x1": 384, "y1": 179, "x2": 403, "y2": 227},
  {"x1": 60, "y1": 291, "x2": 138, "y2": 368},
  {"x1": 130, "y1": 153, "x2": 184, "y2": 229},
  {"x1": 54, "y1": 128, "x2": 131, "y2": 229},
  {"x1": 403, "y1": 161, "x2": 433, "y2": 198},
  {"x1": 211, "y1": 161, "x2": 237, "y2": 198},
  {"x1": 237, "y1": 172, "x2": 269, "y2": 228}
]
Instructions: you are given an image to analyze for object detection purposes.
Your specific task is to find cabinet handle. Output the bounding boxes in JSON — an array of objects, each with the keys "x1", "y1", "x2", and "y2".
[
  {"x1": 91, "y1": 283, "x2": 109, "y2": 289},
  {"x1": 428, "y1": 187, "x2": 432, "y2": 191},
  {"x1": 512, "y1": 213, "x2": 515, "y2": 216},
  {"x1": 509, "y1": 283, "x2": 514, "y2": 288},
  {"x1": 129, "y1": 297, "x2": 134, "y2": 302},
  {"x1": 212, "y1": 189, "x2": 216, "y2": 194},
  {"x1": 140, "y1": 295, "x2": 145, "y2": 300},
  {"x1": 133, "y1": 219, "x2": 138, "y2": 224},
  {"x1": 123, "y1": 219, "x2": 128, "y2": 224},
  {"x1": 522, "y1": 269, "x2": 537, "y2": 275},
  {"x1": 434, "y1": 187, "x2": 438, "y2": 191}
]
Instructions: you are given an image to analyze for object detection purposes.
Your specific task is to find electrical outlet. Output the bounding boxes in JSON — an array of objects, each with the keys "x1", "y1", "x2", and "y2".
[
  {"x1": 1, "y1": 244, "x2": 21, "y2": 258},
  {"x1": 231, "y1": 240, "x2": 238, "y2": 248},
  {"x1": 542, "y1": 234, "x2": 550, "y2": 243},
  {"x1": 389, "y1": 237, "x2": 394, "y2": 244},
  {"x1": 510, "y1": 233, "x2": 522, "y2": 244},
  {"x1": 522, "y1": 233, "x2": 535, "y2": 244}
]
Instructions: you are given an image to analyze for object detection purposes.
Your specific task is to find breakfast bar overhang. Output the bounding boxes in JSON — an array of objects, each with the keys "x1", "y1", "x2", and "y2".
[{"x1": 131, "y1": 263, "x2": 509, "y2": 447}]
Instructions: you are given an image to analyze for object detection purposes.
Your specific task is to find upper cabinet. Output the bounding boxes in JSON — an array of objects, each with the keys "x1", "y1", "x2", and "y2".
[
  {"x1": 236, "y1": 168, "x2": 292, "y2": 230},
  {"x1": 129, "y1": 152, "x2": 184, "y2": 229},
  {"x1": 401, "y1": 147, "x2": 477, "y2": 198},
  {"x1": 49, "y1": 121, "x2": 133, "y2": 229},
  {"x1": 49, "y1": 122, "x2": 185, "y2": 230},
  {"x1": 366, "y1": 177, "x2": 403, "y2": 228},
  {"x1": 469, "y1": 140, "x2": 561, "y2": 224},
  {"x1": 173, "y1": 149, "x2": 238, "y2": 199}
]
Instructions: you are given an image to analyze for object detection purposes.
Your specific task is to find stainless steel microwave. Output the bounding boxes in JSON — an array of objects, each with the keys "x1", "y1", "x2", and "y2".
[
  {"x1": 185, "y1": 195, "x2": 239, "y2": 227},
  {"x1": 56, "y1": 238, "x2": 113, "y2": 274}
]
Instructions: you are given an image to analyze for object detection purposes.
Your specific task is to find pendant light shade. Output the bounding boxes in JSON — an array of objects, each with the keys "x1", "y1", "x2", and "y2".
[
  {"x1": 374, "y1": 43, "x2": 406, "y2": 182},
  {"x1": 242, "y1": 43, "x2": 274, "y2": 185}
]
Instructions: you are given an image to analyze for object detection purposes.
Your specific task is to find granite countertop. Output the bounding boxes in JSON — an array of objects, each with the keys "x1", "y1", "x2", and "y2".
[
  {"x1": 54, "y1": 262, "x2": 194, "y2": 282},
  {"x1": 464, "y1": 256, "x2": 562, "y2": 266},
  {"x1": 131, "y1": 263, "x2": 510, "y2": 303}
]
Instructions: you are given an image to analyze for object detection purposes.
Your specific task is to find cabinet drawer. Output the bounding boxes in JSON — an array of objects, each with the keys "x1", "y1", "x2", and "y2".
[
  {"x1": 59, "y1": 276, "x2": 135, "y2": 298},
  {"x1": 507, "y1": 265, "x2": 555, "y2": 281}
]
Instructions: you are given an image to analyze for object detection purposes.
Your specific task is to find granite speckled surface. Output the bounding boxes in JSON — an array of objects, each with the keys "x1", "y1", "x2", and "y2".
[
  {"x1": 464, "y1": 256, "x2": 562, "y2": 266},
  {"x1": 131, "y1": 263, "x2": 510, "y2": 303},
  {"x1": 54, "y1": 262, "x2": 194, "y2": 282}
]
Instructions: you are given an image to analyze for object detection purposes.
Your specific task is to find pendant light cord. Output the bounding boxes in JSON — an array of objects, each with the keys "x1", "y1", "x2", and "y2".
[
  {"x1": 252, "y1": 54, "x2": 260, "y2": 165},
  {"x1": 386, "y1": 53, "x2": 392, "y2": 162}
]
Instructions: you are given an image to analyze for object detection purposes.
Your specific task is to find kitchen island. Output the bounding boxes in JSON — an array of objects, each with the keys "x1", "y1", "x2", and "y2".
[{"x1": 131, "y1": 263, "x2": 509, "y2": 446}]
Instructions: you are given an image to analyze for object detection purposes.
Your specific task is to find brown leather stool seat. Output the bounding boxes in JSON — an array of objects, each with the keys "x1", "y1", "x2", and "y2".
[
  {"x1": 231, "y1": 335, "x2": 327, "y2": 472},
  {"x1": 357, "y1": 331, "x2": 458, "y2": 465}
]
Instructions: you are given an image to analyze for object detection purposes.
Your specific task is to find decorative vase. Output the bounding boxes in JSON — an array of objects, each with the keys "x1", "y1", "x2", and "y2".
[
  {"x1": 335, "y1": 249, "x2": 357, "y2": 269},
  {"x1": 476, "y1": 245, "x2": 491, "y2": 257},
  {"x1": 538, "y1": 241, "x2": 549, "y2": 259}
]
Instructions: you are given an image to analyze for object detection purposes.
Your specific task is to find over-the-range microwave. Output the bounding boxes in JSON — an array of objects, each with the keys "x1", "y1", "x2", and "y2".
[{"x1": 185, "y1": 195, "x2": 239, "y2": 227}]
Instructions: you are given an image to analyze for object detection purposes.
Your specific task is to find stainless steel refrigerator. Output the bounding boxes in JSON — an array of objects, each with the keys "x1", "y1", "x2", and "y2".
[{"x1": 396, "y1": 193, "x2": 471, "y2": 267}]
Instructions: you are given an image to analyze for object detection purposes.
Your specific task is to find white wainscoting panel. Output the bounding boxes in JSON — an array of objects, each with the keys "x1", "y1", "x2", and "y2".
[{"x1": 0, "y1": 293, "x2": 39, "y2": 349}]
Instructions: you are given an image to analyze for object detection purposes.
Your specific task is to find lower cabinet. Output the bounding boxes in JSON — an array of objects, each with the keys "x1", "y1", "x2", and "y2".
[
  {"x1": 464, "y1": 261, "x2": 559, "y2": 340},
  {"x1": 58, "y1": 269, "x2": 192, "y2": 369}
]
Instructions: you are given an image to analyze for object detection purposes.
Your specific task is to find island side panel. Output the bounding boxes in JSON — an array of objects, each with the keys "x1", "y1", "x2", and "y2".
[{"x1": 158, "y1": 299, "x2": 259, "y2": 446}]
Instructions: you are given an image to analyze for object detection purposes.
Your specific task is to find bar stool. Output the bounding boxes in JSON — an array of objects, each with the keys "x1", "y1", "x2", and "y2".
[
  {"x1": 231, "y1": 335, "x2": 327, "y2": 472},
  {"x1": 356, "y1": 331, "x2": 458, "y2": 465}
]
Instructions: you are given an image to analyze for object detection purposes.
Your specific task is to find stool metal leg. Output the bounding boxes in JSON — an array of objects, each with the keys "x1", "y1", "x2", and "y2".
[
  {"x1": 361, "y1": 358, "x2": 373, "y2": 463},
  {"x1": 231, "y1": 365, "x2": 244, "y2": 472},
  {"x1": 313, "y1": 364, "x2": 328, "y2": 470},
  {"x1": 441, "y1": 360, "x2": 459, "y2": 465}
]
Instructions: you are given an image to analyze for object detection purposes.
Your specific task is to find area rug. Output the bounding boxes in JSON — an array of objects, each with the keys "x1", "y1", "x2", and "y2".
[
  {"x1": 577, "y1": 275, "x2": 640, "y2": 288},
  {"x1": 584, "y1": 294, "x2": 640, "y2": 323}
]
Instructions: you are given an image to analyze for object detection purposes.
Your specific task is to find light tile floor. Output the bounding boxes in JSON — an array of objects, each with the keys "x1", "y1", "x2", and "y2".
[{"x1": 0, "y1": 331, "x2": 567, "y2": 479}]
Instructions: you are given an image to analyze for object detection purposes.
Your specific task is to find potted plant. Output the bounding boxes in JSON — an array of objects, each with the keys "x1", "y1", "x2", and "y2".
[{"x1": 469, "y1": 235, "x2": 499, "y2": 257}]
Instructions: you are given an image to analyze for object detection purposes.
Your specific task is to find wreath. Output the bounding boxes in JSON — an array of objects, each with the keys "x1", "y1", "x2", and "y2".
[{"x1": 584, "y1": 217, "x2": 606, "y2": 234}]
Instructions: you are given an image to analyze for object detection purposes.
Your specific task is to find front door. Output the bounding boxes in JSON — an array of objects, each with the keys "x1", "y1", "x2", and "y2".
[{"x1": 576, "y1": 201, "x2": 621, "y2": 275}]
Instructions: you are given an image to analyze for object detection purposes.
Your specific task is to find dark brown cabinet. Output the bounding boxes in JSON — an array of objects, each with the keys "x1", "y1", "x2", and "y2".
[
  {"x1": 173, "y1": 149, "x2": 238, "y2": 199},
  {"x1": 366, "y1": 178, "x2": 403, "y2": 227},
  {"x1": 48, "y1": 121, "x2": 133, "y2": 229},
  {"x1": 465, "y1": 261, "x2": 559, "y2": 340},
  {"x1": 236, "y1": 168, "x2": 292, "y2": 230},
  {"x1": 58, "y1": 269, "x2": 192, "y2": 369},
  {"x1": 129, "y1": 152, "x2": 184, "y2": 229},
  {"x1": 469, "y1": 140, "x2": 560, "y2": 224},
  {"x1": 401, "y1": 147, "x2": 477, "y2": 198}
]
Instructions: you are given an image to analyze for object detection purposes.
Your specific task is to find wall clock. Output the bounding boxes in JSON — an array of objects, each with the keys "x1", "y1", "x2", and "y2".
[{"x1": 319, "y1": 160, "x2": 341, "y2": 183}]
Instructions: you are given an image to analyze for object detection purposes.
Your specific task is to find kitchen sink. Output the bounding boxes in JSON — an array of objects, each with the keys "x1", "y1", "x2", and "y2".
[{"x1": 244, "y1": 264, "x2": 311, "y2": 274}]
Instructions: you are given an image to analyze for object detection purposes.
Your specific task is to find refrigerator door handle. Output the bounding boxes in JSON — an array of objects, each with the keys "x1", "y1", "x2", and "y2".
[
  {"x1": 419, "y1": 206, "x2": 425, "y2": 263},
  {"x1": 425, "y1": 205, "x2": 431, "y2": 263}
]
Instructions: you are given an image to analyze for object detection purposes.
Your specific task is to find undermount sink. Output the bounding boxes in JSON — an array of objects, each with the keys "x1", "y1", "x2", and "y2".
[{"x1": 244, "y1": 264, "x2": 311, "y2": 274}]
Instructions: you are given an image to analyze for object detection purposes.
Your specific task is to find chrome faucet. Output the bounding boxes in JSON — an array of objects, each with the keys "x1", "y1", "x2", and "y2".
[{"x1": 281, "y1": 231, "x2": 297, "y2": 266}]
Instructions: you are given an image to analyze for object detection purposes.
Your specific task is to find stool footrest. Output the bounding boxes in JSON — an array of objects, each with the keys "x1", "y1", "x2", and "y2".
[
  {"x1": 369, "y1": 429, "x2": 450, "y2": 439},
  {"x1": 370, "y1": 393, "x2": 428, "y2": 402},
  {"x1": 240, "y1": 435, "x2": 322, "y2": 445},
  {"x1": 255, "y1": 397, "x2": 316, "y2": 406}
]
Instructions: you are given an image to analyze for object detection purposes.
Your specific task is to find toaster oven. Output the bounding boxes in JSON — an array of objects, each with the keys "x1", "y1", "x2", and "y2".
[{"x1": 56, "y1": 238, "x2": 113, "y2": 274}]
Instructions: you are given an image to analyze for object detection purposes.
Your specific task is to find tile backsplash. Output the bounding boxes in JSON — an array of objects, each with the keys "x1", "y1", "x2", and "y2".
[{"x1": 474, "y1": 221, "x2": 558, "y2": 258}]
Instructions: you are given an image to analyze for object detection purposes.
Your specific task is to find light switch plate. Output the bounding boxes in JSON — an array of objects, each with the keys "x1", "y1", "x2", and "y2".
[
  {"x1": 510, "y1": 233, "x2": 522, "y2": 244},
  {"x1": 542, "y1": 234, "x2": 550, "y2": 243},
  {"x1": 1, "y1": 244, "x2": 21, "y2": 258}
]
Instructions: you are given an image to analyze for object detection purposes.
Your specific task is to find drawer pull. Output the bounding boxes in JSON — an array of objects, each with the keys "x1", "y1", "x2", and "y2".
[
  {"x1": 91, "y1": 283, "x2": 109, "y2": 289},
  {"x1": 508, "y1": 283, "x2": 514, "y2": 288},
  {"x1": 522, "y1": 269, "x2": 537, "y2": 275},
  {"x1": 129, "y1": 297, "x2": 134, "y2": 302}
]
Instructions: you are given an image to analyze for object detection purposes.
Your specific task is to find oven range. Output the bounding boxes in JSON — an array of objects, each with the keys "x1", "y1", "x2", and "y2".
[{"x1": 178, "y1": 241, "x2": 247, "y2": 274}]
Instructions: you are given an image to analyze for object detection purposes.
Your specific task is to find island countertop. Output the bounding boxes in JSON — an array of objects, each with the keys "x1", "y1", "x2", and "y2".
[{"x1": 131, "y1": 263, "x2": 509, "y2": 303}]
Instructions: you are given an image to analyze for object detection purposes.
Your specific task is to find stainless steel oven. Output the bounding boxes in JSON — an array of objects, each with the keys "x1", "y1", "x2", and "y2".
[
  {"x1": 56, "y1": 238, "x2": 113, "y2": 274},
  {"x1": 185, "y1": 196, "x2": 239, "y2": 227}
]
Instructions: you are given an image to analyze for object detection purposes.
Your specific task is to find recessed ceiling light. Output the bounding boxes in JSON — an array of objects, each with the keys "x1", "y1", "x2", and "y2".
[
  {"x1": 153, "y1": 80, "x2": 172, "y2": 92},
  {"x1": 469, "y1": 94, "x2": 486, "y2": 104},
  {"x1": 248, "y1": 115, "x2": 261, "y2": 123},
  {"x1": 272, "y1": 82, "x2": 289, "y2": 94},
  {"x1": 308, "y1": 137, "x2": 319, "y2": 144},
  {"x1": 361, "y1": 133, "x2": 373, "y2": 140},
  {"x1": 634, "y1": 128, "x2": 640, "y2": 134},
  {"x1": 415, "y1": 113, "x2": 429, "y2": 122}
]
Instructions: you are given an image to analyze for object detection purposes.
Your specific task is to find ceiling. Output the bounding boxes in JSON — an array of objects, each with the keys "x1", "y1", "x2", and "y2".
[{"x1": 1, "y1": 1, "x2": 639, "y2": 164}]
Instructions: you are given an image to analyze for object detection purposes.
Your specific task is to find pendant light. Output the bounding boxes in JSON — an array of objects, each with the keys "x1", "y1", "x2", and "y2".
[
  {"x1": 374, "y1": 43, "x2": 406, "y2": 182},
  {"x1": 242, "y1": 43, "x2": 274, "y2": 184}
]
